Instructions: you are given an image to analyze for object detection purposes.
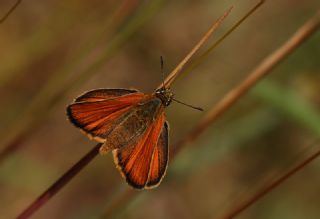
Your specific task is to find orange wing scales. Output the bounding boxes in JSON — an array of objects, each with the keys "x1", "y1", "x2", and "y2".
[{"x1": 113, "y1": 114, "x2": 169, "y2": 189}]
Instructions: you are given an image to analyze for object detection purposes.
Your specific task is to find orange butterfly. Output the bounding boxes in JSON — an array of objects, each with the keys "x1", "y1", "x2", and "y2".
[
  {"x1": 66, "y1": 7, "x2": 233, "y2": 189},
  {"x1": 67, "y1": 86, "x2": 173, "y2": 189}
]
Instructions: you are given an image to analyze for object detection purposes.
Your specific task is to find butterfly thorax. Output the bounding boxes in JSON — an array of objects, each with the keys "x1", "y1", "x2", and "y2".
[{"x1": 155, "y1": 87, "x2": 173, "y2": 107}]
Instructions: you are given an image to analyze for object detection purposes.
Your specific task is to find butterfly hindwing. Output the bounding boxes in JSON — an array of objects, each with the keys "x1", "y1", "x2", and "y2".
[
  {"x1": 146, "y1": 121, "x2": 169, "y2": 188},
  {"x1": 113, "y1": 113, "x2": 168, "y2": 189}
]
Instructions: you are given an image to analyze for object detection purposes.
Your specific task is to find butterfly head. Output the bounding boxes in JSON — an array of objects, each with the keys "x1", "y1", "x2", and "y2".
[{"x1": 155, "y1": 87, "x2": 174, "y2": 107}]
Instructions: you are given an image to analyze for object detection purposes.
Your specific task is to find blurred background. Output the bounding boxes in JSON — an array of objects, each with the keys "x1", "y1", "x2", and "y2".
[{"x1": 0, "y1": 0, "x2": 320, "y2": 218}]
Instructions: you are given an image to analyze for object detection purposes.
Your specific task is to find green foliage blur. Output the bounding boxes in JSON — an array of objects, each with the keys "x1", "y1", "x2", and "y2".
[{"x1": 0, "y1": 0, "x2": 319, "y2": 218}]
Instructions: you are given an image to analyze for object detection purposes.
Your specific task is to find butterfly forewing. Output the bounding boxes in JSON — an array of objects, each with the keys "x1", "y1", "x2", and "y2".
[
  {"x1": 75, "y1": 88, "x2": 138, "y2": 102},
  {"x1": 67, "y1": 89, "x2": 145, "y2": 142}
]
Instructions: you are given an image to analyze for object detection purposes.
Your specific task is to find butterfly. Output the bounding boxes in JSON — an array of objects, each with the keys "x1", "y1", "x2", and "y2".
[
  {"x1": 67, "y1": 86, "x2": 174, "y2": 189},
  {"x1": 65, "y1": 5, "x2": 236, "y2": 189}
]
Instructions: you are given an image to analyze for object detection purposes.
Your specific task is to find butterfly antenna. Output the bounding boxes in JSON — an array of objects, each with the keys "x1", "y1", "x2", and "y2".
[
  {"x1": 160, "y1": 56, "x2": 165, "y2": 88},
  {"x1": 172, "y1": 98, "x2": 204, "y2": 111}
]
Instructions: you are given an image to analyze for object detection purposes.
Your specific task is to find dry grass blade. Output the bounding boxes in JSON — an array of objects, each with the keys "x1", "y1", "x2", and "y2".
[
  {"x1": 160, "y1": 6, "x2": 233, "y2": 89},
  {"x1": 0, "y1": 0, "x2": 22, "y2": 24},
  {"x1": 184, "y1": 0, "x2": 265, "y2": 75},
  {"x1": 16, "y1": 143, "x2": 102, "y2": 219},
  {"x1": 218, "y1": 140, "x2": 320, "y2": 219}
]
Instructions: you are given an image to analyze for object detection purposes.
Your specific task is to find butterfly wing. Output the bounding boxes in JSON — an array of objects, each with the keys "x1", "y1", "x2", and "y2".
[
  {"x1": 74, "y1": 88, "x2": 138, "y2": 102},
  {"x1": 67, "y1": 89, "x2": 145, "y2": 142},
  {"x1": 113, "y1": 113, "x2": 169, "y2": 189}
]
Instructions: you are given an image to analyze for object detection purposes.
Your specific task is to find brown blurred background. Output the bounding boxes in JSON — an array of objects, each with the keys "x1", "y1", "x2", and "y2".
[{"x1": 0, "y1": 0, "x2": 320, "y2": 218}]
